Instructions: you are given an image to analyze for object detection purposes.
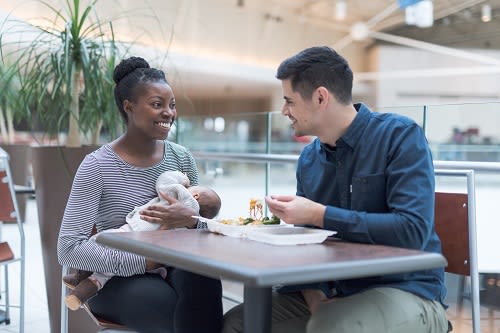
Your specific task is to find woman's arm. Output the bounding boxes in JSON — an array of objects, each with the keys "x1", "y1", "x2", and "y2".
[{"x1": 57, "y1": 155, "x2": 146, "y2": 275}]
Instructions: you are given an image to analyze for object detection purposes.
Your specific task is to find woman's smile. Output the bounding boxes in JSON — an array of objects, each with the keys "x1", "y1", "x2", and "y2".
[{"x1": 155, "y1": 121, "x2": 171, "y2": 130}]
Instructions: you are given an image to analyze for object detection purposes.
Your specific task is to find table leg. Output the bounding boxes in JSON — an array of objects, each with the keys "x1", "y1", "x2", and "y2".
[{"x1": 243, "y1": 286, "x2": 271, "y2": 333}]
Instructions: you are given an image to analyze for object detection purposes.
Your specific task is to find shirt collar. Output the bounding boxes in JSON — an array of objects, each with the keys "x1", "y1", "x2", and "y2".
[{"x1": 338, "y1": 102, "x2": 371, "y2": 149}]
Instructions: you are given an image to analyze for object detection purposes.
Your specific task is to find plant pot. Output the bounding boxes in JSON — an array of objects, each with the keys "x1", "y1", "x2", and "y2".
[
  {"x1": 31, "y1": 145, "x2": 100, "y2": 333},
  {"x1": 0, "y1": 143, "x2": 31, "y2": 222}
]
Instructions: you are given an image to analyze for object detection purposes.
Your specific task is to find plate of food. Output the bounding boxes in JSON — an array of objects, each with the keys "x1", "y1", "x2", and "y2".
[
  {"x1": 196, "y1": 216, "x2": 291, "y2": 238},
  {"x1": 246, "y1": 227, "x2": 336, "y2": 246},
  {"x1": 195, "y1": 198, "x2": 291, "y2": 238}
]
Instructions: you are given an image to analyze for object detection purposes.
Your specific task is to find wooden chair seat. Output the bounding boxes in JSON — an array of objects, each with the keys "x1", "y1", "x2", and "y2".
[
  {"x1": 83, "y1": 304, "x2": 135, "y2": 332},
  {"x1": 0, "y1": 242, "x2": 14, "y2": 262},
  {"x1": 434, "y1": 192, "x2": 469, "y2": 276}
]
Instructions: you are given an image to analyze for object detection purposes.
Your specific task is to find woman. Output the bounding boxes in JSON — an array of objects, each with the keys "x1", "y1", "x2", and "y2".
[{"x1": 57, "y1": 56, "x2": 223, "y2": 333}]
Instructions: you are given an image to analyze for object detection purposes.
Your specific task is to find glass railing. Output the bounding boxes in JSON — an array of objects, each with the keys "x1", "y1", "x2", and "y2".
[
  {"x1": 175, "y1": 111, "x2": 312, "y2": 155},
  {"x1": 426, "y1": 103, "x2": 500, "y2": 162},
  {"x1": 195, "y1": 160, "x2": 296, "y2": 219},
  {"x1": 376, "y1": 104, "x2": 426, "y2": 127},
  {"x1": 177, "y1": 102, "x2": 500, "y2": 162}
]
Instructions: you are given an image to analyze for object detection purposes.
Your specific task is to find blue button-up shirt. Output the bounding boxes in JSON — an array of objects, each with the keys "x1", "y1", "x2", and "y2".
[{"x1": 295, "y1": 103, "x2": 446, "y2": 304}]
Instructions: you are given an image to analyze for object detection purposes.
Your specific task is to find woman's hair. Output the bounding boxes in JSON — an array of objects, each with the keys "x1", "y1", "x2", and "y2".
[
  {"x1": 276, "y1": 46, "x2": 353, "y2": 105},
  {"x1": 113, "y1": 56, "x2": 169, "y2": 123}
]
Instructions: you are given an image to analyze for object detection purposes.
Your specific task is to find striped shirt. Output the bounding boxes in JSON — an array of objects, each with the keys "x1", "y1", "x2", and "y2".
[{"x1": 57, "y1": 141, "x2": 199, "y2": 276}]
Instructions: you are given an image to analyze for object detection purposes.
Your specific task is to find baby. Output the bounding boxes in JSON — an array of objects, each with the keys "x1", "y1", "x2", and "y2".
[{"x1": 63, "y1": 171, "x2": 221, "y2": 310}]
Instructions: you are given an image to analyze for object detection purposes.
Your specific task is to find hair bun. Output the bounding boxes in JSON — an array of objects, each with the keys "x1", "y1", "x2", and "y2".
[{"x1": 113, "y1": 56, "x2": 150, "y2": 84}]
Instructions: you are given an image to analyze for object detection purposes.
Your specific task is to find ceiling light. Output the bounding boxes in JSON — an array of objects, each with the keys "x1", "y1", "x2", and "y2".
[
  {"x1": 405, "y1": 0, "x2": 433, "y2": 28},
  {"x1": 482, "y1": 4, "x2": 492, "y2": 23},
  {"x1": 335, "y1": 0, "x2": 346, "y2": 21},
  {"x1": 350, "y1": 22, "x2": 369, "y2": 40}
]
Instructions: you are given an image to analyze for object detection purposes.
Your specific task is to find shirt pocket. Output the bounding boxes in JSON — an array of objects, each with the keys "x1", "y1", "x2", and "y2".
[{"x1": 351, "y1": 173, "x2": 387, "y2": 212}]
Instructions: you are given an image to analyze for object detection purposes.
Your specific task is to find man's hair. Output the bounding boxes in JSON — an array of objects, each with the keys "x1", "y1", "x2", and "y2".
[{"x1": 276, "y1": 46, "x2": 353, "y2": 104}]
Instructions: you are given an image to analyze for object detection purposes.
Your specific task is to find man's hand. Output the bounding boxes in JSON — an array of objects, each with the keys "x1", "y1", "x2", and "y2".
[
  {"x1": 139, "y1": 191, "x2": 197, "y2": 229},
  {"x1": 265, "y1": 195, "x2": 325, "y2": 227}
]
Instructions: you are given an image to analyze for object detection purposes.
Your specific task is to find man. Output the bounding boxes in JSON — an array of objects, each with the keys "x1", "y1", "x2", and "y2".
[{"x1": 222, "y1": 46, "x2": 448, "y2": 333}]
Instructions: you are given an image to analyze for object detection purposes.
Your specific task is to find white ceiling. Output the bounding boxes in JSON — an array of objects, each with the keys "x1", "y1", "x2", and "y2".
[{"x1": 1, "y1": 0, "x2": 499, "y2": 98}]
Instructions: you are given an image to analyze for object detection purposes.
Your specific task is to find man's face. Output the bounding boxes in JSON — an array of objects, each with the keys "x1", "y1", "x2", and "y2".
[{"x1": 281, "y1": 79, "x2": 315, "y2": 137}]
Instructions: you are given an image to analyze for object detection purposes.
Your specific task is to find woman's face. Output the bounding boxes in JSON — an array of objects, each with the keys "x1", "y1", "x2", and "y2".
[{"x1": 125, "y1": 81, "x2": 176, "y2": 140}]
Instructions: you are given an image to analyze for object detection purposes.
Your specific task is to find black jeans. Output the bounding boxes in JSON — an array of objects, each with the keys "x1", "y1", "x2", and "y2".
[{"x1": 89, "y1": 268, "x2": 223, "y2": 333}]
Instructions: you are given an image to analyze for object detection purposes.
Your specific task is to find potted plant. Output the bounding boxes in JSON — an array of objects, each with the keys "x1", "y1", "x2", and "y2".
[
  {"x1": 1, "y1": 1, "x2": 124, "y2": 332},
  {"x1": 0, "y1": 60, "x2": 20, "y2": 145}
]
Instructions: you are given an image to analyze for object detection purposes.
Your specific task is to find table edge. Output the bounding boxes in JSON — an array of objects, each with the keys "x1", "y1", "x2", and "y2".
[{"x1": 96, "y1": 231, "x2": 447, "y2": 287}]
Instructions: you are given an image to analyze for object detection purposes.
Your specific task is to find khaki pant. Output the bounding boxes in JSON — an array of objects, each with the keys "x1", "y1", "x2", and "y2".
[{"x1": 222, "y1": 287, "x2": 449, "y2": 333}]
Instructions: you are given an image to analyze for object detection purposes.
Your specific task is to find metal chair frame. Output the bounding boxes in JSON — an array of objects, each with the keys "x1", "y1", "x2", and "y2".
[
  {"x1": 434, "y1": 169, "x2": 479, "y2": 333},
  {"x1": 0, "y1": 148, "x2": 26, "y2": 333}
]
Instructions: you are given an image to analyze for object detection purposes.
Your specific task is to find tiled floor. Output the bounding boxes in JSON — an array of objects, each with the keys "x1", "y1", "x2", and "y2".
[
  {"x1": 0, "y1": 198, "x2": 499, "y2": 333},
  {"x1": 447, "y1": 303, "x2": 500, "y2": 333}
]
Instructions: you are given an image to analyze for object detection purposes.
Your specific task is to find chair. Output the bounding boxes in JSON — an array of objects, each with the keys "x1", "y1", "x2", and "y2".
[
  {"x1": 0, "y1": 148, "x2": 25, "y2": 332},
  {"x1": 433, "y1": 169, "x2": 480, "y2": 333}
]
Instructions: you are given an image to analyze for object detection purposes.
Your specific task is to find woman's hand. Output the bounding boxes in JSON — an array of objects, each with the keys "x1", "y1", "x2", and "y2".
[
  {"x1": 139, "y1": 191, "x2": 197, "y2": 229},
  {"x1": 265, "y1": 195, "x2": 326, "y2": 228}
]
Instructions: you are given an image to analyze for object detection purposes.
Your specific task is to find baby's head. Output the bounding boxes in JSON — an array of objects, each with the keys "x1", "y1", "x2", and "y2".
[{"x1": 188, "y1": 186, "x2": 221, "y2": 219}]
